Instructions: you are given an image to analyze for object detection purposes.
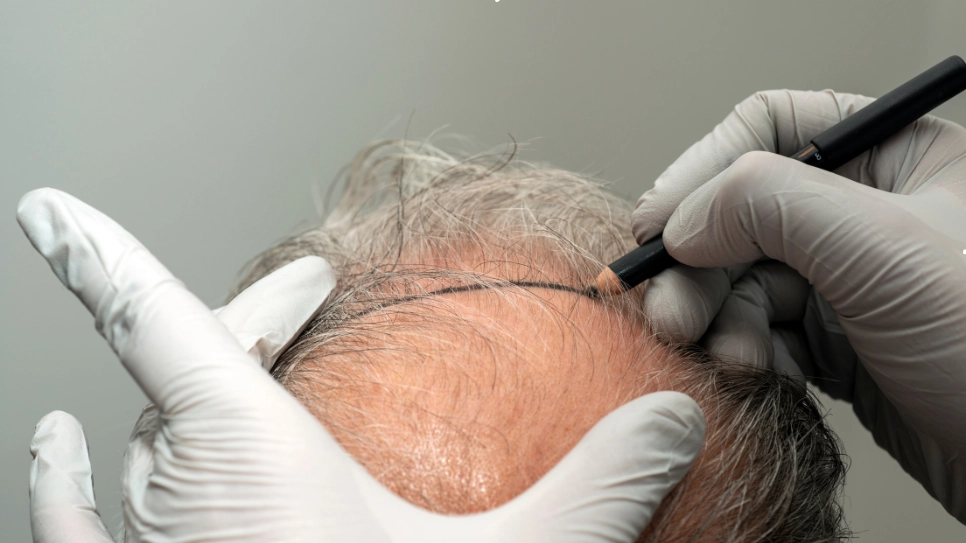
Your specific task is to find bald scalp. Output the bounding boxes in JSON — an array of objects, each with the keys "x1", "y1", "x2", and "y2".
[
  {"x1": 234, "y1": 139, "x2": 850, "y2": 542},
  {"x1": 285, "y1": 285, "x2": 676, "y2": 512}
]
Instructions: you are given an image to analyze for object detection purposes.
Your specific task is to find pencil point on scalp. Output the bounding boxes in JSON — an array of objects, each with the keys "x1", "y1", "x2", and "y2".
[{"x1": 594, "y1": 267, "x2": 625, "y2": 296}]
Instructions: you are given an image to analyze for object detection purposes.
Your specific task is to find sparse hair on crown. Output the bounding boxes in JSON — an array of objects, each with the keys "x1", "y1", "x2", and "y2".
[{"x1": 233, "y1": 138, "x2": 851, "y2": 542}]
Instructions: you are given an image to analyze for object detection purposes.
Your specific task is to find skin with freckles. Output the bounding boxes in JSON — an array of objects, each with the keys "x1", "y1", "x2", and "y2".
[{"x1": 288, "y1": 284, "x2": 678, "y2": 512}]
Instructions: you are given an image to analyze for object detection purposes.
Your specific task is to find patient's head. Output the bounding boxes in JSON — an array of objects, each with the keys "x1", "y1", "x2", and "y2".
[{"x1": 232, "y1": 140, "x2": 849, "y2": 542}]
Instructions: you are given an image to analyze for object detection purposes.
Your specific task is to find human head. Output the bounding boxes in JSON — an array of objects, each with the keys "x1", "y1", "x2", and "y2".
[{"x1": 232, "y1": 139, "x2": 849, "y2": 541}]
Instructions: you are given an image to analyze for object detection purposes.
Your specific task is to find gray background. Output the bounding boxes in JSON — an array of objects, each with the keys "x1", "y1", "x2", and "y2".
[{"x1": 2, "y1": 1, "x2": 965, "y2": 540}]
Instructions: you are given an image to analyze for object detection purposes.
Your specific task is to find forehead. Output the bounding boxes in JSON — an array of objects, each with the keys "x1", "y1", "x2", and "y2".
[{"x1": 292, "y1": 284, "x2": 677, "y2": 513}]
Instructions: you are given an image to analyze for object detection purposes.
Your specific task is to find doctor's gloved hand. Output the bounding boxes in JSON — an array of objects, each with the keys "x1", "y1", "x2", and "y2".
[
  {"x1": 21, "y1": 188, "x2": 706, "y2": 543},
  {"x1": 632, "y1": 89, "x2": 966, "y2": 522}
]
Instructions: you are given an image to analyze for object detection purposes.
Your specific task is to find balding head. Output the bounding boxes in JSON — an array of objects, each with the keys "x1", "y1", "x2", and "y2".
[
  {"x1": 289, "y1": 284, "x2": 677, "y2": 511},
  {"x1": 234, "y1": 139, "x2": 849, "y2": 541}
]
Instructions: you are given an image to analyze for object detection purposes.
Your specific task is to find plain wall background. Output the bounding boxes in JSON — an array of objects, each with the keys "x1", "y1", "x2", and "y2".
[{"x1": 3, "y1": 2, "x2": 965, "y2": 540}]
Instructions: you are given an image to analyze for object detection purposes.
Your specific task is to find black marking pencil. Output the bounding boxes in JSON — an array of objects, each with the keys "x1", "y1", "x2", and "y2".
[{"x1": 591, "y1": 55, "x2": 966, "y2": 297}]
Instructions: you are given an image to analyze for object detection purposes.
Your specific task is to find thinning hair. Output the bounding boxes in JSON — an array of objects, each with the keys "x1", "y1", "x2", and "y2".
[{"x1": 232, "y1": 139, "x2": 850, "y2": 542}]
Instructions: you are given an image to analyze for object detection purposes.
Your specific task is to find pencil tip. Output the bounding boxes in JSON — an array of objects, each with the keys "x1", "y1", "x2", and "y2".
[
  {"x1": 584, "y1": 286, "x2": 601, "y2": 299},
  {"x1": 593, "y1": 267, "x2": 626, "y2": 296}
]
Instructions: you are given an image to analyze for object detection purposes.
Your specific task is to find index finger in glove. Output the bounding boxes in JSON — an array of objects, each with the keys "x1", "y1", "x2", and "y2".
[
  {"x1": 641, "y1": 263, "x2": 751, "y2": 343},
  {"x1": 700, "y1": 261, "x2": 811, "y2": 373},
  {"x1": 633, "y1": 89, "x2": 879, "y2": 243},
  {"x1": 17, "y1": 189, "x2": 277, "y2": 414}
]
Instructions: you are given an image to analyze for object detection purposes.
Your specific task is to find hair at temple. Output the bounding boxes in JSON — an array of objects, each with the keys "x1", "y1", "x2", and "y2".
[{"x1": 232, "y1": 139, "x2": 851, "y2": 542}]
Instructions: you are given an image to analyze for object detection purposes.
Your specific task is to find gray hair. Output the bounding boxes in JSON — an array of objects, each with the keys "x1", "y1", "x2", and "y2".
[{"x1": 232, "y1": 139, "x2": 850, "y2": 542}]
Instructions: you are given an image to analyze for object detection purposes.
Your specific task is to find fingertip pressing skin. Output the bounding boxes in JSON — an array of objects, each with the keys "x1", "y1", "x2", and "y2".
[
  {"x1": 495, "y1": 391, "x2": 706, "y2": 543},
  {"x1": 564, "y1": 391, "x2": 706, "y2": 468},
  {"x1": 625, "y1": 391, "x2": 706, "y2": 459},
  {"x1": 341, "y1": 391, "x2": 706, "y2": 543},
  {"x1": 216, "y1": 256, "x2": 338, "y2": 370}
]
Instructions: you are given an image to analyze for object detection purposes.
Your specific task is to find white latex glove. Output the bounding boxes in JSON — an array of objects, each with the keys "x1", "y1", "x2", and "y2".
[
  {"x1": 22, "y1": 188, "x2": 706, "y2": 543},
  {"x1": 632, "y1": 89, "x2": 966, "y2": 522}
]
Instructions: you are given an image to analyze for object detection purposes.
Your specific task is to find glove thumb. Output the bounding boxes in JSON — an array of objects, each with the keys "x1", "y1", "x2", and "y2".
[
  {"x1": 496, "y1": 391, "x2": 705, "y2": 542},
  {"x1": 214, "y1": 256, "x2": 337, "y2": 371},
  {"x1": 29, "y1": 411, "x2": 114, "y2": 543}
]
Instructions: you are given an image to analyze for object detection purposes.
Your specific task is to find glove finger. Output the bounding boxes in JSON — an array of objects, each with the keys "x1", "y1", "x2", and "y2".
[
  {"x1": 641, "y1": 266, "x2": 730, "y2": 343},
  {"x1": 642, "y1": 263, "x2": 752, "y2": 343},
  {"x1": 664, "y1": 153, "x2": 966, "y2": 447},
  {"x1": 633, "y1": 90, "x2": 876, "y2": 243},
  {"x1": 771, "y1": 325, "x2": 812, "y2": 383},
  {"x1": 701, "y1": 261, "x2": 811, "y2": 370},
  {"x1": 700, "y1": 293, "x2": 772, "y2": 370},
  {"x1": 17, "y1": 189, "x2": 276, "y2": 414},
  {"x1": 742, "y1": 261, "x2": 811, "y2": 322},
  {"x1": 494, "y1": 391, "x2": 705, "y2": 542},
  {"x1": 30, "y1": 411, "x2": 114, "y2": 543},
  {"x1": 214, "y1": 256, "x2": 337, "y2": 370}
]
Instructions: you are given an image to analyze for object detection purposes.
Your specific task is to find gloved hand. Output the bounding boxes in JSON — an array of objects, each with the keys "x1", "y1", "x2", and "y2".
[
  {"x1": 631, "y1": 89, "x2": 966, "y2": 522},
  {"x1": 22, "y1": 188, "x2": 706, "y2": 543}
]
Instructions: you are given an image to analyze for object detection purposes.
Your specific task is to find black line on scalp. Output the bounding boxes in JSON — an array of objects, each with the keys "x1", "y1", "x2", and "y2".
[{"x1": 347, "y1": 281, "x2": 598, "y2": 320}]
